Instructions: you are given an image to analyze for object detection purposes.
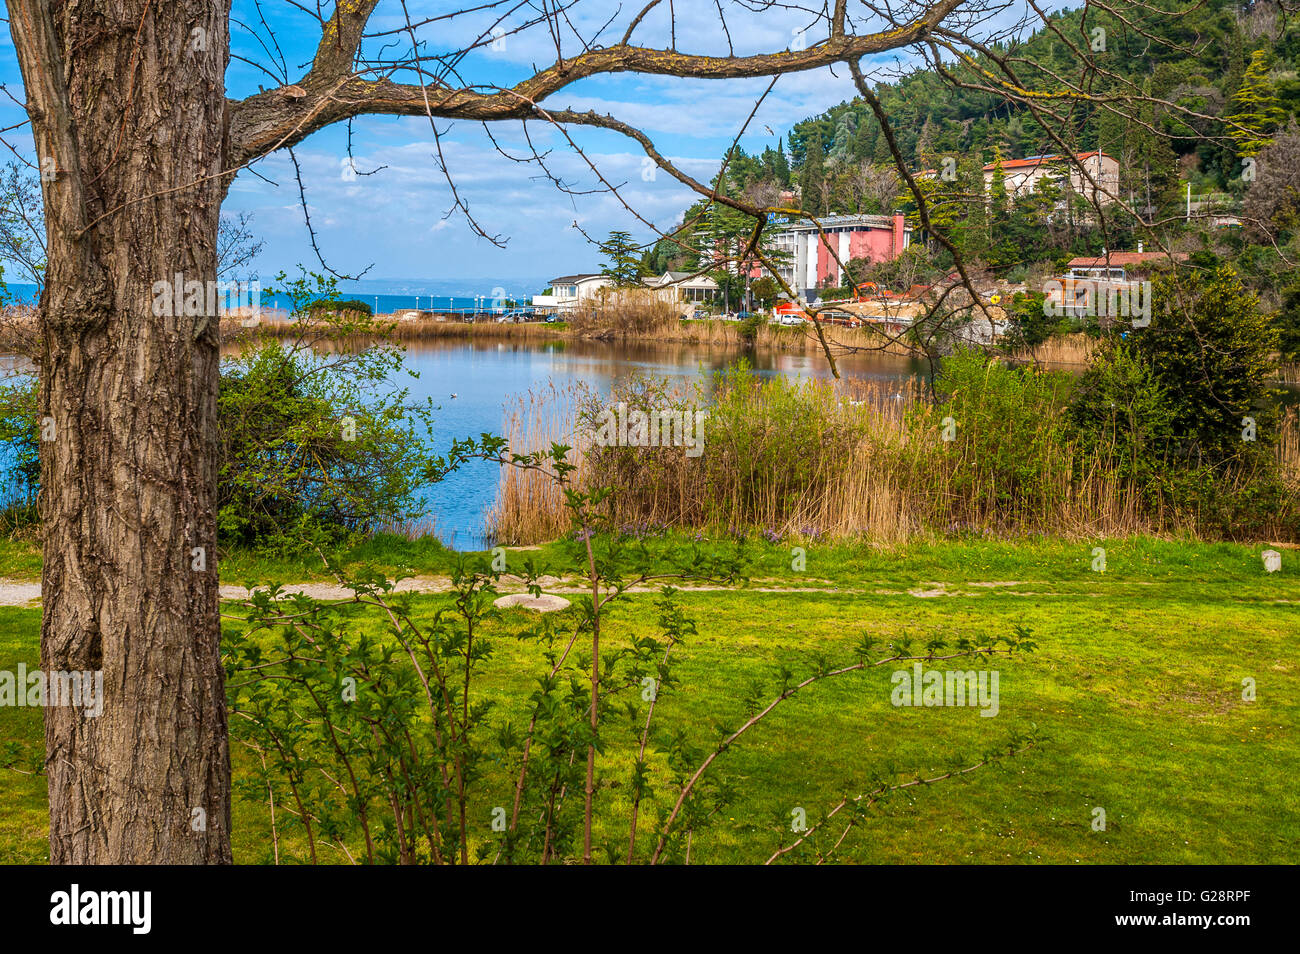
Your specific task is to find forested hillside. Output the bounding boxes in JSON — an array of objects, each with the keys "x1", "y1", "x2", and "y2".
[{"x1": 645, "y1": 0, "x2": 1300, "y2": 350}]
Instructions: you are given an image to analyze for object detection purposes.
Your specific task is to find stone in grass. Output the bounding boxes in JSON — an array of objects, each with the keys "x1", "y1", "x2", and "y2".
[
  {"x1": 494, "y1": 593, "x2": 571, "y2": 612},
  {"x1": 1261, "y1": 550, "x2": 1281, "y2": 573}
]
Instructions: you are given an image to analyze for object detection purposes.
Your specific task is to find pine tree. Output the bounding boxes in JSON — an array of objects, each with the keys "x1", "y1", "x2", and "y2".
[
  {"x1": 598, "y1": 230, "x2": 646, "y2": 286},
  {"x1": 988, "y1": 147, "x2": 1011, "y2": 223},
  {"x1": 1230, "y1": 49, "x2": 1287, "y2": 158},
  {"x1": 799, "y1": 134, "x2": 827, "y2": 214}
]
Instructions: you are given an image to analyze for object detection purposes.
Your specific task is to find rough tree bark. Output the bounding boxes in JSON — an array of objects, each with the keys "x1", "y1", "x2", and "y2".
[{"x1": 9, "y1": 0, "x2": 233, "y2": 863}]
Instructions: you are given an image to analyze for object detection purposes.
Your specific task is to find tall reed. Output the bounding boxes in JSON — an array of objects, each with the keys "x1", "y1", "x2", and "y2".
[
  {"x1": 1008, "y1": 332, "x2": 1099, "y2": 366},
  {"x1": 487, "y1": 362, "x2": 1300, "y2": 545},
  {"x1": 486, "y1": 382, "x2": 587, "y2": 543}
]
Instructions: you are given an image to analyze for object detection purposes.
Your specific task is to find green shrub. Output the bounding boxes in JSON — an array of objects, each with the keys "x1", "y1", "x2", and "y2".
[
  {"x1": 0, "y1": 336, "x2": 436, "y2": 552},
  {"x1": 1274, "y1": 275, "x2": 1300, "y2": 363},
  {"x1": 217, "y1": 341, "x2": 434, "y2": 554},
  {"x1": 1066, "y1": 342, "x2": 1172, "y2": 487},
  {"x1": 738, "y1": 312, "x2": 765, "y2": 342},
  {"x1": 306, "y1": 297, "x2": 372, "y2": 316},
  {"x1": 929, "y1": 348, "x2": 1075, "y2": 525},
  {"x1": 1131, "y1": 264, "x2": 1280, "y2": 467},
  {"x1": 0, "y1": 377, "x2": 39, "y2": 531},
  {"x1": 1001, "y1": 291, "x2": 1067, "y2": 350}
]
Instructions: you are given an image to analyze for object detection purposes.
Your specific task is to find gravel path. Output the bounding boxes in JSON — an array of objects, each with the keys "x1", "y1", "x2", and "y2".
[{"x1": 0, "y1": 575, "x2": 1073, "y2": 607}]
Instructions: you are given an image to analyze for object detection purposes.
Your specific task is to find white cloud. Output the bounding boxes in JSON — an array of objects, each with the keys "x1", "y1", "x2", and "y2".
[{"x1": 225, "y1": 122, "x2": 715, "y2": 282}]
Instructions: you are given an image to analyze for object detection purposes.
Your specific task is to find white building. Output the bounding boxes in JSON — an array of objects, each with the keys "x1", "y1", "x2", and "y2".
[
  {"x1": 532, "y1": 273, "x2": 613, "y2": 311},
  {"x1": 982, "y1": 151, "x2": 1120, "y2": 206},
  {"x1": 643, "y1": 270, "x2": 719, "y2": 302}
]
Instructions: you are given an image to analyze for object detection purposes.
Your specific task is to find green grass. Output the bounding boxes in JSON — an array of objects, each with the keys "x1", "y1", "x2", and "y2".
[
  {"x1": 1, "y1": 535, "x2": 1295, "y2": 863},
  {"x1": 4, "y1": 529, "x2": 1290, "y2": 593},
  {"x1": 0, "y1": 606, "x2": 52, "y2": 863},
  {"x1": 0, "y1": 536, "x2": 40, "y2": 580}
]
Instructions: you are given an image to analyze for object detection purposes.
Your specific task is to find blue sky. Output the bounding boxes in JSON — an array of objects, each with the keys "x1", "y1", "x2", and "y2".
[{"x1": 1, "y1": 2, "x2": 1060, "y2": 293}]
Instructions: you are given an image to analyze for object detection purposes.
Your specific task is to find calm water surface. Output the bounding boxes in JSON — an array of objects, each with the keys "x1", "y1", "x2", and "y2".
[{"x1": 394, "y1": 339, "x2": 930, "y2": 548}]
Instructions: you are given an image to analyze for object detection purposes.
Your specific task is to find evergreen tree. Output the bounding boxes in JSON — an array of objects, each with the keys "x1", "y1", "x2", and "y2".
[
  {"x1": 598, "y1": 230, "x2": 646, "y2": 286},
  {"x1": 771, "y1": 144, "x2": 791, "y2": 187},
  {"x1": 988, "y1": 147, "x2": 1011, "y2": 224},
  {"x1": 1133, "y1": 263, "x2": 1280, "y2": 464},
  {"x1": 829, "y1": 115, "x2": 855, "y2": 167},
  {"x1": 799, "y1": 134, "x2": 827, "y2": 214},
  {"x1": 1230, "y1": 49, "x2": 1287, "y2": 158}
]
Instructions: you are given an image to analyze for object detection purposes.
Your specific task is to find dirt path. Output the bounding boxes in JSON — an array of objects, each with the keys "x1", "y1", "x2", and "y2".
[
  {"x1": 0, "y1": 579, "x2": 42, "y2": 606},
  {"x1": 0, "y1": 575, "x2": 1067, "y2": 607}
]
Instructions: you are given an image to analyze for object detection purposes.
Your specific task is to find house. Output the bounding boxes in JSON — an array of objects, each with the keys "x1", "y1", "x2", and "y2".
[
  {"x1": 643, "y1": 271, "x2": 719, "y2": 303},
  {"x1": 983, "y1": 151, "x2": 1120, "y2": 205},
  {"x1": 531, "y1": 273, "x2": 613, "y2": 311},
  {"x1": 1064, "y1": 248, "x2": 1186, "y2": 277},
  {"x1": 759, "y1": 212, "x2": 911, "y2": 300},
  {"x1": 1046, "y1": 248, "x2": 1186, "y2": 320}
]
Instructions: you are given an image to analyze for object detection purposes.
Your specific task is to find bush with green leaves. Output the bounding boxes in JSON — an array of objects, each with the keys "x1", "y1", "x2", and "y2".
[
  {"x1": 216, "y1": 272, "x2": 436, "y2": 553},
  {"x1": 1065, "y1": 342, "x2": 1173, "y2": 488},
  {"x1": 307, "y1": 298, "x2": 372, "y2": 316},
  {"x1": 1064, "y1": 267, "x2": 1298, "y2": 539},
  {"x1": 737, "y1": 311, "x2": 765, "y2": 342},
  {"x1": 1273, "y1": 275, "x2": 1300, "y2": 364},
  {"x1": 0, "y1": 270, "x2": 438, "y2": 550},
  {"x1": 1129, "y1": 263, "x2": 1280, "y2": 467},
  {"x1": 1001, "y1": 291, "x2": 1068, "y2": 350},
  {"x1": 0, "y1": 375, "x2": 39, "y2": 531}
]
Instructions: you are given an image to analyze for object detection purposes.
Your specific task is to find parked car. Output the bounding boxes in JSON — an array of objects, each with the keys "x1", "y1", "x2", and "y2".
[{"x1": 773, "y1": 302, "x2": 808, "y2": 326}]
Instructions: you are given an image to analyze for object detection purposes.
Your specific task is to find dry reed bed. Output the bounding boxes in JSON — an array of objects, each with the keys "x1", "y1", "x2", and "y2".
[
  {"x1": 388, "y1": 319, "x2": 567, "y2": 342},
  {"x1": 487, "y1": 373, "x2": 1300, "y2": 546},
  {"x1": 1010, "y1": 333, "x2": 1099, "y2": 366},
  {"x1": 659, "y1": 319, "x2": 919, "y2": 357}
]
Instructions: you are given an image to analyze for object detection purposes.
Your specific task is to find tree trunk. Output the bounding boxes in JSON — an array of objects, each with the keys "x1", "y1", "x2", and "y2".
[{"x1": 9, "y1": 0, "x2": 233, "y2": 863}]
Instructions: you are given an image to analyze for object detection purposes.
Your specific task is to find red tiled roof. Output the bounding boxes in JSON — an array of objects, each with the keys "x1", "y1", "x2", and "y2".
[
  {"x1": 1066, "y1": 251, "x2": 1187, "y2": 268},
  {"x1": 983, "y1": 151, "x2": 1114, "y2": 172},
  {"x1": 987, "y1": 157, "x2": 1053, "y2": 171}
]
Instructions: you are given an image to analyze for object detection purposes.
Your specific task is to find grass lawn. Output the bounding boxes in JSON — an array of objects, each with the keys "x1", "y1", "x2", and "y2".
[{"x1": 0, "y1": 535, "x2": 1295, "y2": 864}]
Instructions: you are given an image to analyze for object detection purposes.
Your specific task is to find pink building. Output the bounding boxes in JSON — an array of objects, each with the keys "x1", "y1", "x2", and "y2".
[{"x1": 762, "y1": 212, "x2": 909, "y2": 300}]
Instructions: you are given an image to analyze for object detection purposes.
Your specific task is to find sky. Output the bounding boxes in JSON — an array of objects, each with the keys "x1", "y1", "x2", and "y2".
[{"x1": 0, "y1": 1, "x2": 1063, "y2": 295}]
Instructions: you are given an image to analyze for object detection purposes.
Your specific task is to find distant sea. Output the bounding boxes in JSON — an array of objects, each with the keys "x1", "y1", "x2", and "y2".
[{"x1": 1, "y1": 276, "x2": 552, "y2": 315}]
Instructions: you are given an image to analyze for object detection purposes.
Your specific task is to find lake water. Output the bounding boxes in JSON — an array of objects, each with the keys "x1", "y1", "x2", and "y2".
[{"x1": 391, "y1": 339, "x2": 930, "y2": 548}]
